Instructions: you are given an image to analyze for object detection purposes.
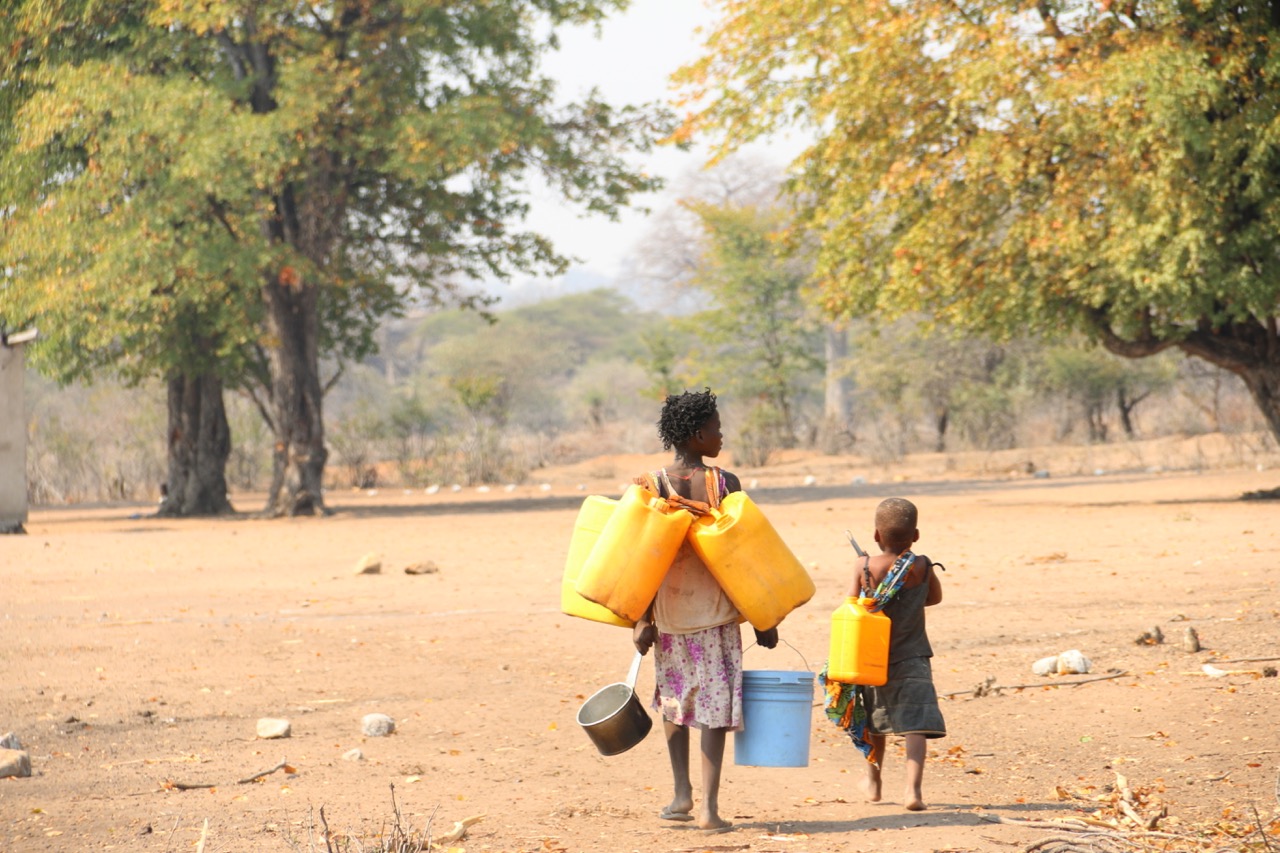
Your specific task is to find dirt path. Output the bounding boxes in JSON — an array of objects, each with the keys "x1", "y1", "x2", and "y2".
[{"x1": 2, "y1": 461, "x2": 1278, "y2": 852}]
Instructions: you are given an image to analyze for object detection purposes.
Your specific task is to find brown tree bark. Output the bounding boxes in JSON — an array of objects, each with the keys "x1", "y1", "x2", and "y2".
[
  {"x1": 158, "y1": 372, "x2": 233, "y2": 517},
  {"x1": 262, "y1": 272, "x2": 328, "y2": 517},
  {"x1": 817, "y1": 323, "x2": 855, "y2": 454}
]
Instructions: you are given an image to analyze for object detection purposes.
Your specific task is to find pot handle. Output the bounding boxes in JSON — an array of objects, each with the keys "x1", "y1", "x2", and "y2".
[{"x1": 625, "y1": 649, "x2": 644, "y2": 690}]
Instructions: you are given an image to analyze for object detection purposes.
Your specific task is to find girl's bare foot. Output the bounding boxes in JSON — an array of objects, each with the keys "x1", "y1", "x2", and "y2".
[
  {"x1": 904, "y1": 788, "x2": 926, "y2": 811},
  {"x1": 697, "y1": 813, "x2": 732, "y2": 833}
]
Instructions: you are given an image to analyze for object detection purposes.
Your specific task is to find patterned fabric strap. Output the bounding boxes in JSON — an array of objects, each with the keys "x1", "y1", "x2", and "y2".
[
  {"x1": 867, "y1": 550, "x2": 915, "y2": 612},
  {"x1": 650, "y1": 467, "x2": 724, "y2": 509}
]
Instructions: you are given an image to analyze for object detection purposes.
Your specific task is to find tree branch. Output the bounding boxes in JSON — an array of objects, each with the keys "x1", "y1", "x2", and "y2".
[{"x1": 1037, "y1": 1, "x2": 1065, "y2": 38}]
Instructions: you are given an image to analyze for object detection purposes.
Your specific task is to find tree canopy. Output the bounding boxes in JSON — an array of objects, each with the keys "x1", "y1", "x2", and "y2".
[
  {"x1": 677, "y1": 0, "x2": 1280, "y2": 443},
  {"x1": 1, "y1": 0, "x2": 671, "y2": 514}
]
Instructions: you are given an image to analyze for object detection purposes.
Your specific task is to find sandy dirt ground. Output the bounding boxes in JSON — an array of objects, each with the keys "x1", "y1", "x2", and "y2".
[{"x1": 2, "y1": 441, "x2": 1280, "y2": 853}]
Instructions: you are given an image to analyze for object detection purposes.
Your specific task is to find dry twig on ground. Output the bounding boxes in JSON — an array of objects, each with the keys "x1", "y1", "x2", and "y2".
[
  {"x1": 164, "y1": 758, "x2": 294, "y2": 791},
  {"x1": 944, "y1": 671, "x2": 1129, "y2": 699}
]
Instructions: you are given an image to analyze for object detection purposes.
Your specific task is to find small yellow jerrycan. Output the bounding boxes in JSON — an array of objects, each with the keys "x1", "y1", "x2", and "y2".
[
  {"x1": 575, "y1": 484, "x2": 692, "y2": 623},
  {"x1": 687, "y1": 491, "x2": 815, "y2": 631},
  {"x1": 560, "y1": 495, "x2": 633, "y2": 628},
  {"x1": 827, "y1": 597, "x2": 890, "y2": 686}
]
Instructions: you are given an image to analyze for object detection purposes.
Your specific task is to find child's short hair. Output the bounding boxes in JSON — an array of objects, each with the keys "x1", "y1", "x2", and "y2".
[
  {"x1": 657, "y1": 388, "x2": 717, "y2": 450},
  {"x1": 875, "y1": 498, "x2": 918, "y2": 549}
]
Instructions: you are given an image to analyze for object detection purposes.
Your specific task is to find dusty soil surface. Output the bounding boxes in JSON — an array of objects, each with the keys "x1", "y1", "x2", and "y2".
[{"x1": 3, "y1": 440, "x2": 1280, "y2": 853}]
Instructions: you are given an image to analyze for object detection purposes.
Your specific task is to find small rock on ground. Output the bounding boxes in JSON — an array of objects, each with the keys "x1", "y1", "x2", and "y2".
[
  {"x1": 355, "y1": 552, "x2": 382, "y2": 575},
  {"x1": 361, "y1": 713, "x2": 395, "y2": 737},
  {"x1": 0, "y1": 748, "x2": 32, "y2": 778},
  {"x1": 256, "y1": 718, "x2": 292, "y2": 739}
]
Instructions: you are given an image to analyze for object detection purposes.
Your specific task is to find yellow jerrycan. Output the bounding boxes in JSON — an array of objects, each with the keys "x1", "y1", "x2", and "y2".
[
  {"x1": 687, "y1": 491, "x2": 815, "y2": 631},
  {"x1": 826, "y1": 597, "x2": 890, "y2": 685},
  {"x1": 575, "y1": 484, "x2": 692, "y2": 623},
  {"x1": 560, "y1": 495, "x2": 633, "y2": 627}
]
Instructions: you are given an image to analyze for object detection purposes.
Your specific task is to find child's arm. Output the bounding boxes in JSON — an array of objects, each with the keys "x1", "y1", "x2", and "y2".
[{"x1": 925, "y1": 563, "x2": 943, "y2": 606}]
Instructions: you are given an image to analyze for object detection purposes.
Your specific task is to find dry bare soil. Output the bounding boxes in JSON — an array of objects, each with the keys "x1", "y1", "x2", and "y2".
[{"x1": 3, "y1": 439, "x2": 1279, "y2": 853}]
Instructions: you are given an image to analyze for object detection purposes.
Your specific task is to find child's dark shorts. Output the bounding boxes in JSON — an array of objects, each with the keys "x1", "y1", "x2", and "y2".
[{"x1": 865, "y1": 656, "x2": 946, "y2": 738}]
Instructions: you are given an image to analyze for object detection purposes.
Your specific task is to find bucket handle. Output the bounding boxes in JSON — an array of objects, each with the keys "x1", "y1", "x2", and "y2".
[
  {"x1": 744, "y1": 637, "x2": 812, "y2": 673},
  {"x1": 625, "y1": 649, "x2": 644, "y2": 690}
]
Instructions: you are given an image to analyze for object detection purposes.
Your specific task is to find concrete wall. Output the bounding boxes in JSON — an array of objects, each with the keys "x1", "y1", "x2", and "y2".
[{"x1": 0, "y1": 342, "x2": 29, "y2": 531}]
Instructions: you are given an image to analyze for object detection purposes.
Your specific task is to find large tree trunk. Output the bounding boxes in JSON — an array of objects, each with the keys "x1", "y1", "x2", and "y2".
[
  {"x1": 1236, "y1": 364, "x2": 1280, "y2": 444},
  {"x1": 262, "y1": 273, "x2": 328, "y2": 517},
  {"x1": 818, "y1": 323, "x2": 854, "y2": 454},
  {"x1": 1093, "y1": 311, "x2": 1280, "y2": 449},
  {"x1": 158, "y1": 372, "x2": 233, "y2": 517}
]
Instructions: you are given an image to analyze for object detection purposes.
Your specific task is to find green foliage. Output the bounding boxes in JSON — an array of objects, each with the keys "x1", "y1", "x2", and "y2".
[
  {"x1": 666, "y1": 201, "x2": 824, "y2": 443},
  {"x1": 0, "y1": 0, "x2": 672, "y2": 472},
  {"x1": 679, "y1": 0, "x2": 1280, "y2": 441},
  {"x1": 1040, "y1": 343, "x2": 1179, "y2": 441}
]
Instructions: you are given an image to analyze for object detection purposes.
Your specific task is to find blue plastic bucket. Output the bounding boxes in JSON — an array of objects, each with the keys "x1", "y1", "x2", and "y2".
[{"x1": 734, "y1": 669, "x2": 814, "y2": 767}]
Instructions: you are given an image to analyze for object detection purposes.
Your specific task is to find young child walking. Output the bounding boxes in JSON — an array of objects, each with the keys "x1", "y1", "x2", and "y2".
[
  {"x1": 824, "y1": 497, "x2": 944, "y2": 811},
  {"x1": 632, "y1": 388, "x2": 778, "y2": 834}
]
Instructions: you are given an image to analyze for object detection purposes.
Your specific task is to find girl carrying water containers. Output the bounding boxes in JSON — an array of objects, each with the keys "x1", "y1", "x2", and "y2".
[{"x1": 630, "y1": 388, "x2": 778, "y2": 835}]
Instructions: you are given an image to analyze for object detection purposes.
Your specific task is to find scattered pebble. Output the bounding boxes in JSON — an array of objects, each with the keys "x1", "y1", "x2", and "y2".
[
  {"x1": 1032, "y1": 650, "x2": 1092, "y2": 675},
  {"x1": 0, "y1": 748, "x2": 31, "y2": 779},
  {"x1": 0, "y1": 732, "x2": 20, "y2": 750},
  {"x1": 404, "y1": 562, "x2": 439, "y2": 575},
  {"x1": 1032, "y1": 655, "x2": 1059, "y2": 676},
  {"x1": 354, "y1": 553, "x2": 382, "y2": 575},
  {"x1": 1135, "y1": 626, "x2": 1164, "y2": 645},
  {"x1": 361, "y1": 713, "x2": 396, "y2": 737},
  {"x1": 256, "y1": 718, "x2": 292, "y2": 739},
  {"x1": 1182, "y1": 626, "x2": 1201, "y2": 653},
  {"x1": 1056, "y1": 649, "x2": 1092, "y2": 674},
  {"x1": 342, "y1": 748, "x2": 364, "y2": 761}
]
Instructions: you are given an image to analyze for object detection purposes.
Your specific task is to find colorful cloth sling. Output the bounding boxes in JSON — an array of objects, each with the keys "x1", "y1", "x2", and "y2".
[
  {"x1": 819, "y1": 550, "x2": 916, "y2": 763},
  {"x1": 646, "y1": 467, "x2": 726, "y2": 508}
]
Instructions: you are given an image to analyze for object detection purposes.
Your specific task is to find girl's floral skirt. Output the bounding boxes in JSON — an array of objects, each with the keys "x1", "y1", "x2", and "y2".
[{"x1": 651, "y1": 622, "x2": 743, "y2": 731}]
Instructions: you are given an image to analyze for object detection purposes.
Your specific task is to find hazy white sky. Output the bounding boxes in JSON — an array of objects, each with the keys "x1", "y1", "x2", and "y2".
[
  {"x1": 533, "y1": 1, "x2": 717, "y2": 277},
  {"x1": 502, "y1": 0, "x2": 805, "y2": 304}
]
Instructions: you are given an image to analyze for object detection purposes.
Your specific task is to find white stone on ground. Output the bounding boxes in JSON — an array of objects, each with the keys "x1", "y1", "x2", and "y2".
[
  {"x1": 0, "y1": 748, "x2": 32, "y2": 778},
  {"x1": 361, "y1": 713, "x2": 396, "y2": 737},
  {"x1": 256, "y1": 718, "x2": 292, "y2": 739},
  {"x1": 354, "y1": 552, "x2": 382, "y2": 575}
]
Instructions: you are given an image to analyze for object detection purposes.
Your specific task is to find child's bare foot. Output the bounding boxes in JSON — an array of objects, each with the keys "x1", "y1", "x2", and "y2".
[
  {"x1": 904, "y1": 789, "x2": 926, "y2": 811},
  {"x1": 861, "y1": 766, "x2": 883, "y2": 803}
]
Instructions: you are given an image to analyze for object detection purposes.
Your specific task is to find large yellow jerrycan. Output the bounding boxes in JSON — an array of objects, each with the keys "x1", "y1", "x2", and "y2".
[
  {"x1": 687, "y1": 491, "x2": 815, "y2": 631},
  {"x1": 575, "y1": 484, "x2": 692, "y2": 623},
  {"x1": 560, "y1": 495, "x2": 633, "y2": 628},
  {"x1": 827, "y1": 597, "x2": 890, "y2": 685}
]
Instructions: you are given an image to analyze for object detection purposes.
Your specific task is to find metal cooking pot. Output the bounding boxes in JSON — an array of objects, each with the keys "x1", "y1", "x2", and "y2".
[{"x1": 577, "y1": 650, "x2": 652, "y2": 756}]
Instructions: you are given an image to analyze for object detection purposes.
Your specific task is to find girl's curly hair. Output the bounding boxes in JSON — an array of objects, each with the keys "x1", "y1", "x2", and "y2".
[{"x1": 657, "y1": 388, "x2": 718, "y2": 450}]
